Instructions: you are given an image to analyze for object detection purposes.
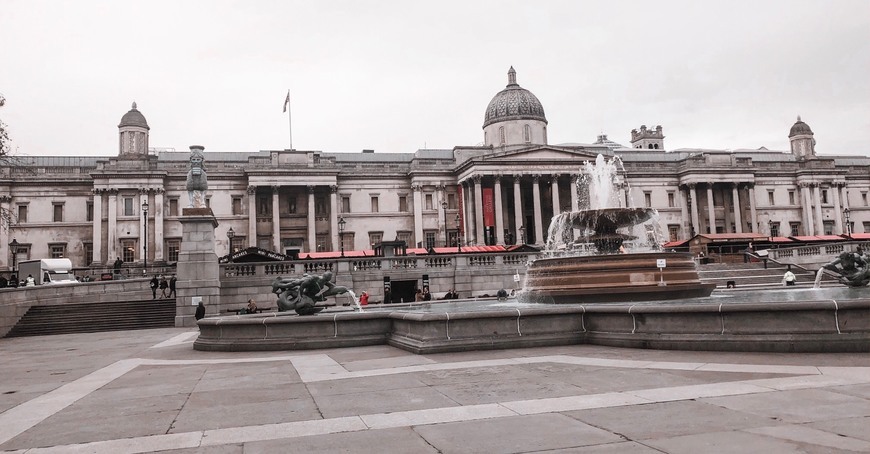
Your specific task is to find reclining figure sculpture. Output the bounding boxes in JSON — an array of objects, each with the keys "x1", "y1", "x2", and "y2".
[
  {"x1": 822, "y1": 247, "x2": 870, "y2": 287},
  {"x1": 271, "y1": 271, "x2": 349, "y2": 315}
]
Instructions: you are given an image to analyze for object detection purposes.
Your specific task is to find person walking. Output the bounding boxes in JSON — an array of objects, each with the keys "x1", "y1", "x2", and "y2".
[
  {"x1": 169, "y1": 275, "x2": 177, "y2": 298},
  {"x1": 113, "y1": 257, "x2": 123, "y2": 273},
  {"x1": 149, "y1": 275, "x2": 159, "y2": 299},
  {"x1": 159, "y1": 275, "x2": 169, "y2": 298},
  {"x1": 783, "y1": 266, "x2": 797, "y2": 286},
  {"x1": 195, "y1": 301, "x2": 206, "y2": 321}
]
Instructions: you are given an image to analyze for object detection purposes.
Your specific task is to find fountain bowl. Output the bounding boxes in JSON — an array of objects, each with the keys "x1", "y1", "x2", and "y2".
[{"x1": 521, "y1": 252, "x2": 716, "y2": 303}]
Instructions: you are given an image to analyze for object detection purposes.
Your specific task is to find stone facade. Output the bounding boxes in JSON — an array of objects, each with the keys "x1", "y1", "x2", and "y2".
[{"x1": 1, "y1": 68, "x2": 867, "y2": 271}]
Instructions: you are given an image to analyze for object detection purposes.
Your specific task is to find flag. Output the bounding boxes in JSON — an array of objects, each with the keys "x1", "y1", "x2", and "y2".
[{"x1": 282, "y1": 91, "x2": 290, "y2": 113}]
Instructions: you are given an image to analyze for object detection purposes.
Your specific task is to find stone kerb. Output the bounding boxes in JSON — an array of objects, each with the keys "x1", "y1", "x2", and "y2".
[{"x1": 176, "y1": 210, "x2": 221, "y2": 327}]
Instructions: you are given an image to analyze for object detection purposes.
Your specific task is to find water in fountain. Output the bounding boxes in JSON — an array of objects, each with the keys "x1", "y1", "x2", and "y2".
[
  {"x1": 344, "y1": 290, "x2": 363, "y2": 312},
  {"x1": 544, "y1": 154, "x2": 664, "y2": 255}
]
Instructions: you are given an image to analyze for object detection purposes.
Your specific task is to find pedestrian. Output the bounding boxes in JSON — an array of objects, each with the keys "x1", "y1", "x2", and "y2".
[
  {"x1": 9, "y1": 274, "x2": 18, "y2": 288},
  {"x1": 359, "y1": 291, "x2": 369, "y2": 306},
  {"x1": 195, "y1": 301, "x2": 206, "y2": 321},
  {"x1": 415, "y1": 288, "x2": 424, "y2": 302},
  {"x1": 783, "y1": 266, "x2": 796, "y2": 286},
  {"x1": 113, "y1": 257, "x2": 123, "y2": 273},
  {"x1": 0, "y1": 275, "x2": 7, "y2": 288},
  {"x1": 383, "y1": 289, "x2": 392, "y2": 304},
  {"x1": 422, "y1": 286, "x2": 432, "y2": 301},
  {"x1": 169, "y1": 275, "x2": 177, "y2": 298},
  {"x1": 149, "y1": 275, "x2": 159, "y2": 299},
  {"x1": 159, "y1": 275, "x2": 169, "y2": 298},
  {"x1": 25, "y1": 274, "x2": 36, "y2": 286},
  {"x1": 246, "y1": 298, "x2": 258, "y2": 314}
]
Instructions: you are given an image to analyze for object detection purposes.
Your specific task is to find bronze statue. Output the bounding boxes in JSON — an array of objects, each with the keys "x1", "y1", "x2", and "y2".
[
  {"x1": 822, "y1": 247, "x2": 870, "y2": 287},
  {"x1": 271, "y1": 271, "x2": 349, "y2": 315}
]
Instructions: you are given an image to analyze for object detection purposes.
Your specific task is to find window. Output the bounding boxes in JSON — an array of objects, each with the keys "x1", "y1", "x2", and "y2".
[
  {"x1": 17, "y1": 204, "x2": 27, "y2": 223},
  {"x1": 315, "y1": 196, "x2": 327, "y2": 215},
  {"x1": 86, "y1": 202, "x2": 94, "y2": 222},
  {"x1": 399, "y1": 196, "x2": 408, "y2": 212},
  {"x1": 790, "y1": 223, "x2": 800, "y2": 236},
  {"x1": 424, "y1": 231, "x2": 436, "y2": 249},
  {"x1": 341, "y1": 232, "x2": 354, "y2": 252},
  {"x1": 316, "y1": 234, "x2": 328, "y2": 252},
  {"x1": 169, "y1": 198, "x2": 179, "y2": 217},
  {"x1": 768, "y1": 190, "x2": 775, "y2": 205},
  {"x1": 822, "y1": 189, "x2": 829, "y2": 204},
  {"x1": 863, "y1": 192, "x2": 868, "y2": 207},
  {"x1": 396, "y1": 231, "x2": 412, "y2": 246},
  {"x1": 371, "y1": 196, "x2": 379, "y2": 213},
  {"x1": 448, "y1": 230, "x2": 459, "y2": 247},
  {"x1": 770, "y1": 223, "x2": 780, "y2": 237},
  {"x1": 644, "y1": 192, "x2": 652, "y2": 208},
  {"x1": 288, "y1": 196, "x2": 297, "y2": 214},
  {"x1": 499, "y1": 126, "x2": 505, "y2": 145},
  {"x1": 368, "y1": 232, "x2": 382, "y2": 247},
  {"x1": 229, "y1": 236, "x2": 244, "y2": 253},
  {"x1": 53, "y1": 203, "x2": 64, "y2": 222},
  {"x1": 448, "y1": 193, "x2": 457, "y2": 209},
  {"x1": 425, "y1": 194, "x2": 433, "y2": 210},
  {"x1": 258, "y1": 196, "x2": 269, "y2": 216},
  {"x1": 205, "y1": 197, "x2": 210, "y2": 209},
  {"x1": 49, "y1": 244, "x2": 66, "y2": 258},
  {"x1": 124, "y1": 197, "x2": 134, "y2": 216},
  {"x1": 523, "y1": 124, "x2": 531, "y2": 143},
  {"x1": 667, "y1": 192, "x2": 675, "y2": 208},
  {"x1": 668, "y1": 225, "x2": 679, "y2": 242},
  {"x1": 788, "y1": 191, "x2": 795, "y2": 205},
  {"x1": 232, "y1": 197, "x2": 242, "y2": 215},
  {"x1": 823, "y1": 221, "x2": 834, "y2": 235},
  {"x1": 166, "y1": 239, "x2": 181, "y2": 262},
  {"x1": 121, "y1": 239, "x2": 136, "y2": 263},
  {"x1": 84, "y1": 242, "x2": 93, "y2": 265},
  {"x1": 341, "y1": 196, "x2": 350, "y2": 213}
]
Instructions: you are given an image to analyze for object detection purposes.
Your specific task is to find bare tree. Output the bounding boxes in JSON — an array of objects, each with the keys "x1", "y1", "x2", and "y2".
[{"x1": 0, "y1": 92, "x2": 19, "y2": 230}]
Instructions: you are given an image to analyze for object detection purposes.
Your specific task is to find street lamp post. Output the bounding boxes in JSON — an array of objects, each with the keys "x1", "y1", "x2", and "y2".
[
  {"x1": 141, "y1": 201, "x2": 149, "y2": 272},
  {"x1": 9, "y1": 238, "x2": 19, "y2": 275},
  {"x1": 338, "y1": 216, "x2": 346, "y2": 257},
  {"x1": 227, "y1": 227, "x2": 235, "y2": 260},
  {"x1": 519, "y1": 225, "x2": 526, "y2": 245},
  {"x1": 441, "y1": 201, "x2": 448, "y2": 248},
  {"x1": 455, "y1": 214, "x2": 461, "y2": 253},
  {"x1": 844, "y1": 208, "x2": 852, "y2": 238}
]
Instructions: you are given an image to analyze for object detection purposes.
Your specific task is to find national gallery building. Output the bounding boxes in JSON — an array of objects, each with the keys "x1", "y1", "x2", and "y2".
[{"x1": 1, "y1": 67, "x2": 867, "y2": 270}]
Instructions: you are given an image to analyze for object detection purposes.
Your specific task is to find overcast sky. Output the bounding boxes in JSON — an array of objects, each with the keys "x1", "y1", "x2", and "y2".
[{"x1": 1, "y1": 0, "x2": 868, "y2": 157}]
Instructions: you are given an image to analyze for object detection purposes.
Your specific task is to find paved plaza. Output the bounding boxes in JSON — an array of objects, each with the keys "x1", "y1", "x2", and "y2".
[{"x1": 1, "y1": 328, "x2": 869, "y2": 453}]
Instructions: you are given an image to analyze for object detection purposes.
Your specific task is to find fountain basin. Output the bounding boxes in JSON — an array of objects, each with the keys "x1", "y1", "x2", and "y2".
[
  {"x1": 194, "y1": 289, "x2": 870, "y2": 354},
  {"x1": 522, "y1": 252, "x2": 716, "y2": 303}
]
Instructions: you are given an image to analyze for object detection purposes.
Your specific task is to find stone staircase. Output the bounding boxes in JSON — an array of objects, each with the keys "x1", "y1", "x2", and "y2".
[
  {"x1": 5, "y1": 299, "x2": 175, "y2": 338},
  {"x1": 698, "y1": 262, "x2": 819, "y2": 290}
]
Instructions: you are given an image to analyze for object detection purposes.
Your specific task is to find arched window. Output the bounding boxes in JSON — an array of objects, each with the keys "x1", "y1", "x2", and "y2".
[
  {"x1": 523, "y1": 124, "x2": 531, "y2": 143},
  {"x1": 654, "y1": 143, "x2": 659, "y2": 149},
  {"x1": 484, "y1": 131, "x2": 487, "y2": 144},
  {"x1": 499, "y1": 126, "x2": 505, "y2": 145},
  {"x1": 648, "y1": 144, "x2": 654, "y2": 149}
]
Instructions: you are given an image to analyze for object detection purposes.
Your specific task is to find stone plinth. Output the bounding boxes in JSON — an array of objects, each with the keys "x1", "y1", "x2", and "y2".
[{"x1": 176, "y1": 209, "x2": 220, "y2": 327}]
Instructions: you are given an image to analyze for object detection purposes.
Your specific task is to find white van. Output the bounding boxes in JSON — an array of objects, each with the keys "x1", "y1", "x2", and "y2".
[{"x1": 17, "y1": 259, "x2": 78, "y2": 285}]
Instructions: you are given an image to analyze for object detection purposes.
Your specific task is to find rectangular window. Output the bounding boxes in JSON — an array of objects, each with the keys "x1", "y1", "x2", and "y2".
[
  {"x1": 668, "y1": 225, "x2": 679, "y2": 242},
  {"x1": 121, "y1": 239, "x2": 136, "y2": 263},
  {"x1": 396, "y1": 231, "x2": 412, "y2": 246},
  {"x1": 232, "y1": 197, "x2": 242, "y2": 215},
  {"x1": 448, "y1": 230, "x2": 459, "y2": 247},
  {"x1": 86, "y1": 201, "x2": 94, "y2": 222},
  {"x1": 49, "y1": 244, "x2": 65, "y2": 258},
  {"x1": 790, "y1": 223, "x2": 800, "y2": 237},
  {"x1": 368, "y1": 232, "x2": 382, "y2": 248},
  {"x1": 341, "y1": 196, "x2": 350, "y2": 213},
  {"x1": 342, "y1": 232, "x2": 355, "y2": 252},
  {"x1": 822, "y1": 189, "x2": 829, "y2": 204},
  {"x1": 229, "y1": 236, "x2": 244, "y2": 253},
  {"x1": 425, "y1": 194, "x2": 433, "y2": 210},
  {"x1": 84, "y1": 242, "x2": 93, "y2": 265},
  {"x1": 258, "y1": 196, "x2": 269, "y2": 216},
  {"x1": 644, "y1": 192, "x2": 652, "y2": 208},
  {"x1": 770, "y1": 223, "x2": 780, "y2": 237},
  {"x1": 788, "y1": 191, "x2": 795, "y2": 205},
  {"x1": 863, "y1": 192, "x2": 868, "y2": 207},
  {"x1": 667, "y1": 192, "x2": 675, "y2": 208},
  {"x1": 315, "y1": 196, "x2": 327, "y2": 215},
  {"x1": 17, "y1": 205, "x2": 27, "y2": 223},
  {"x1": 399, "y1": 196, "x2": 408, "y2": 212},
  {"x1": 205, "y1": 197, "x2": 211, "y2": 209},
  {"x1": 371, "y1": 196, "x2": 379, "y2": 213},
  {"x1": 169, "y1": 198, "x2": 179, "y2": 217},
  {"x1": 124, "y1": 197, "x2": 134, "y2": 216},
  {"x1": 448, "y1": 193, "x2": 457, "y2": 209},
  {"x1": 167, "y1": 239, "x2": 181, "y2": 263},
  {"x1": 425, "y1": 231, "x2": 436, "y2": 249},
  {"x1": 823, "y1": 221, "x2": 834, "y2": 235},
  {"x1": 53, "y1": 203, "x2": 64, "y2": 222},
  {"x1": 316, "y1": 234, "x2": 328, "y2": 252},
  {"x1": 768, "y1": 190, "x2": 775, "y2": 205}
]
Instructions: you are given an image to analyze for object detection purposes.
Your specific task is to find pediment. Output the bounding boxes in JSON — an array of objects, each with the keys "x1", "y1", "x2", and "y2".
[{"x1": 485, "y1": 146, "x2": 600, "y2": 162}]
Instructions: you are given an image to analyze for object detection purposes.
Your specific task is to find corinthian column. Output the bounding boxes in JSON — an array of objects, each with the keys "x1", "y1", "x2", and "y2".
[
  {"x1": 731, "y1": 183, "x2": 742, "y2": 233},
  {"x1": 247, "y1": 186, "x2": 257, "y2": 248},
  {"x1": 494, "y1": 177, "x2": 504, "y2": 244},
  {"x1": 532, "y1": 175, "x2": 544, "y2": 245},
  {"x1": 91, "y1": 189, "x2": 103, "y2": 264}
]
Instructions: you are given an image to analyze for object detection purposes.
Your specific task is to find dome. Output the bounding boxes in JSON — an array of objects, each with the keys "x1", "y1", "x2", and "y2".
[
  {"x1": 789, "y1": 115, "x2": 812, "y2": 137},
  {"x1": 118, "y1": 102, "x2": 150, "y2": 130},
  {"x1": 483, "y1": 67, "x2": 547, "y2": 128}
]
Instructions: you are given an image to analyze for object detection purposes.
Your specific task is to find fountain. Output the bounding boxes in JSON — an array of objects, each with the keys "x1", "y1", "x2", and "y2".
[{"x1": 522, "y1": 155, "x2": 715, "y2": 303}]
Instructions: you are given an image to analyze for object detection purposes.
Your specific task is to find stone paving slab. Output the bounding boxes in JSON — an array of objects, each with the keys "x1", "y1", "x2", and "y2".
[{"x1": 2, "y1": 327, "x2": 870, "y2": 453}]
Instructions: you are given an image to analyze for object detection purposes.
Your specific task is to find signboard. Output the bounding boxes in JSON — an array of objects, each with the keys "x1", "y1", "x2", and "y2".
[{"x1": 656, "y1": 258, "x2": 667, "y2": 268}]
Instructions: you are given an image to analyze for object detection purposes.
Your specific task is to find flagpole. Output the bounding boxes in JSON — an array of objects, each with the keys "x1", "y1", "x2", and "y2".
[{"x1": 287, "y1": 89, "x2": 293, "y2": 150}]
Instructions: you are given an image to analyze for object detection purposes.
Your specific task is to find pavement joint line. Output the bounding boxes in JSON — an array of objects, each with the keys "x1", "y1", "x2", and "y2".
[
  {"x1": 148, "y1": 332, "x2": 199, "y2": 349},
  {"x1": 745, "y1": 424, "x2": 870, "y2": 452}
]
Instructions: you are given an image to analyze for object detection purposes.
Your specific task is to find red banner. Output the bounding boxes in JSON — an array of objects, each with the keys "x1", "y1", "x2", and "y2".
[
  {"x1": 457, "y1": 185, "x2": 464, "y2": 234},
  {"x1": 483, "y1": 188, "x2": 495, "y2": 227}
]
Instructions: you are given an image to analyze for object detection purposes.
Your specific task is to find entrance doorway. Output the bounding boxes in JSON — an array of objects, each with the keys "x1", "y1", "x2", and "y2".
[{"x1": 389, "y1": 279, "x2": 418, "y2": 304}]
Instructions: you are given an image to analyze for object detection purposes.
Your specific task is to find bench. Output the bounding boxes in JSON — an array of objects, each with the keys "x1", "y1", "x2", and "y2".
[{"x1": 225, "y1": 307, "x2": 273, "y2": 315}]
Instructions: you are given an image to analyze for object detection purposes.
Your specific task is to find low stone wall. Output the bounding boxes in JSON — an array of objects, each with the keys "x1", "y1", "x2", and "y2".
[
  {"x1": 0, "y1": 279, "x2": 151, "y2": 337},
  {"x1": 193, "y1": 298, "x2": 870, "y2": 354}
]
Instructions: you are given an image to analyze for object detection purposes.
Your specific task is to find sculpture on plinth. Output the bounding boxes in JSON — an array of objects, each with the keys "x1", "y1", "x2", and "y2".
[
  {"x1": 271, "y1": 271, "x2": 349, "y2": 315},
  {"x1": 186, "y1": 145, "x2": 208, "y2": 208},
  {"x1": 821, "y1": 247, "x2": 870, "y2": 287}
]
